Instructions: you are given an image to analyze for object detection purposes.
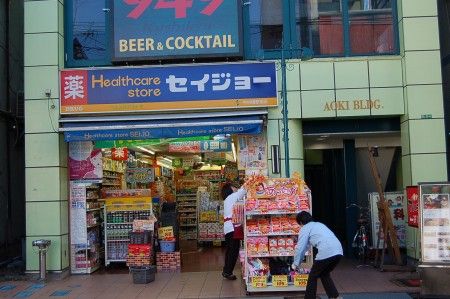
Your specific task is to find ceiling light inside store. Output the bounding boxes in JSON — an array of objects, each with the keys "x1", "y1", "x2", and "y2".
[
  {"x1": 156, "y1": 161, "x2": 173, "y2": 169},
  {"x1": 136, "y1": 146, "x2": 155, "y2": 155},
  {"x1": 162, "y1": 157, "x2": 172, "y2": 163}
]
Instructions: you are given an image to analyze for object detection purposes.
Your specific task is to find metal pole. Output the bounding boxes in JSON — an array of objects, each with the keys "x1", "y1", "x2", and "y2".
[
  {"x1": 39, "y1": 248, "x2": 47, "y2": 280},
  {"x1": 281, "y1": 49, "x2": 290, "y2": 178}
]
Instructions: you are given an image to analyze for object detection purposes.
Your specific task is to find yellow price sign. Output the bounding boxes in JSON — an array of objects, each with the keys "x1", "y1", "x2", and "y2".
[
  {"x1": 272, "y1": 275, "x2": 288, "y2": 287},
  {"x1": 251, "y1": 276, "x2": 267, "y2": 288},
  {"x1": 293, "y1": 274, "x2": 309, "y2": 287},
  {"x1": 158, "y1": 226, "x2": 174, "y2": 239}
]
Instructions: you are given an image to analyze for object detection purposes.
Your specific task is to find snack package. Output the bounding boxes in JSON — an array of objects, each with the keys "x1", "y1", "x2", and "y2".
[
  {"x1": 258, "y1": 218, "x2": 271, "y2": 235},
  {"x1": 271, "y1": 216, "x2": 282, "y2": 233},
  {"x1": 246, "y1": 219, "x2": 260, "y2": 235},
  {"x1": 257, "y1": 237, "x2": 269, "y2": 254},
  {"x1": 281, "y1": 217, "x2": 291, "y2": 233},
  {"x1": 268, "y1": 199, "x2": 278, "y2": 211},
  {"x1": 285, "y1": 237, "x2": 295, "y2": 253},
  {"x1": 258, "y1": 200, "x2": 270, "y2": 213},
  {"x1": 277, "y1": 237, "x2": 286, "y2": 253},
  {"x1": 247, "y1": 238, "x2": 258, "y2": 255},
  {"x1": 269, "y1": 237, "x2": 278, "y2": 255}
]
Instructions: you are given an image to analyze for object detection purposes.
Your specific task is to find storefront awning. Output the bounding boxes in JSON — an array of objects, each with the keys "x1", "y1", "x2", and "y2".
[{"x1": 60, "y1": 111, "x2": 266, "y2": 142}]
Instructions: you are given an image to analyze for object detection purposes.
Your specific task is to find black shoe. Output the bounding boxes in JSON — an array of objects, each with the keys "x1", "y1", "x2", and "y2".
[{"x1": 222, "y1": 272, "x2": 237, "y2": 280}]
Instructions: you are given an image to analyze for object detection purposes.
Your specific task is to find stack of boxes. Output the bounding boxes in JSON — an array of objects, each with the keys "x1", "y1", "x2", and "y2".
[
  {"x1": 127, "y1": 244, "x2": 152, "y2": 266},
  {"x1": 156, "y1": 252, "x2": 181, "y2": 272}
]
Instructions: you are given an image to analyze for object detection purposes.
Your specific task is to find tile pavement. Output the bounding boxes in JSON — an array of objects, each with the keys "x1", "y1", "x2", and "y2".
[{"x1": 0, "y1": 249, "x2": 420, "y2": 299}]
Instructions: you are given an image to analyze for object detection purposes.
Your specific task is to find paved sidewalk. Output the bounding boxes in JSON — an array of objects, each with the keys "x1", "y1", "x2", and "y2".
[{"x1": 0, "y1": 258, "x2": 419, "y2": 298}]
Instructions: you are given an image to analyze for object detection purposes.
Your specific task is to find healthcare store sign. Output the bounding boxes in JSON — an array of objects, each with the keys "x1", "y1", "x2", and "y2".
[
  {"x1": 60, "y1": 62, "x2": 277, "y2": 114},
  {"x1": 113, "y1": 0, "x2": 242, "y2": 60}
]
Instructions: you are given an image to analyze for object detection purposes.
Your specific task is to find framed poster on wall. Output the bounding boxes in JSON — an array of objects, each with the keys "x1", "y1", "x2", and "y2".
[{"x1": 369, "y1": 191, "x2": 407, "y2": 248}]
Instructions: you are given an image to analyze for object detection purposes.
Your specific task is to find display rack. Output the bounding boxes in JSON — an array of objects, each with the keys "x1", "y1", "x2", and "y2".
[
  {"x1": 104, "y1": 197, "x2": 152, "y2": 266},
  {"x1": 243, "y1": 175, "x2": 312, "y2": 294},
  {"x1": 70, "y1": 182, "x2": 102, "y2": 274},
  {"x1": 198, "y1": 189, "x2": 224, "y2": 242},
  {"x1": 177, "y1": 192, "x2": 198, "y2": 240}
]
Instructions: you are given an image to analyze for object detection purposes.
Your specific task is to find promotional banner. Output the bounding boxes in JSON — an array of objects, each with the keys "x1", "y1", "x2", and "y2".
[
  {"x1": 70, "y1": 182, "x2": 87, "y2": 245},
  {"x1": 60, "y1": 62, "x2": 277, "y2": 114},
  {"x1": 406, "y1": 186, "x2": 419, "y2": 227},
  {"x1": 237, "y1": 135, "x2": 267, "y2": 175},
  {"x1": 69, "y1": 141, "x2": 103, "y2": 180},
  {"x1": 113, "y1": 0, "x2": 242, "y2": 60},
  {"x1": 369, "y1": 192, "x2": 407, "y2": 248}
]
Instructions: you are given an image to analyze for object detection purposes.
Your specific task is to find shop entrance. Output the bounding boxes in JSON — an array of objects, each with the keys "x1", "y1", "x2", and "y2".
[
  {"x1": 303, "y1": 118, "x2": 402, "y2": 256},
  {"x1": 63, "y1": 112, "x2": 268, "y2": 275}
]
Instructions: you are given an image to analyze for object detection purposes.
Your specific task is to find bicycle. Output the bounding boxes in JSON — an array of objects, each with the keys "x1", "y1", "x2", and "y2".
[{"x1": 346, "y1": 203, "x2": 370, "y2": 267}]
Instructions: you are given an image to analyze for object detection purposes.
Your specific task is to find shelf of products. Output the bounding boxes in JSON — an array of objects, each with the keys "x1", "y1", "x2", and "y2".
[
  {"x1": 198, "y1": 188, "x2": 224, "y2": 242},
  {"x1": 104, "y1": 198, "x2": 152, "y2": 266},
  {"x1": 176, "y1": 180, "x2": 202, "y2": 241},
  {"x1": 242, "y1": 175, "x2": 313, "y2": 294},
  {"x1": 70, "y1": 182, "x2": 102, "y2": 274}
]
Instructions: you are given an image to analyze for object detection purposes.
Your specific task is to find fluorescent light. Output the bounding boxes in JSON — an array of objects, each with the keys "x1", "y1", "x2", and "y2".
[
  {"x1": 232, "y1": 142, "x2": 237, "y2": 162},
  {"x1": 156, "y1": 161, "x2": 173, "y2": 169},
  {"x1": 162, "y1": 157, "x2": 172, "y2": 163},
  {"x1": 137, "y1": 146, "x2": 155, "y2": 155}
]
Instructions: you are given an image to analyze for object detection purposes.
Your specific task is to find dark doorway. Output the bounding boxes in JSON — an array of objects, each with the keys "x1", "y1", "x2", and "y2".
[{"x1": 305, "y1": 149, "x2": 348, "y2": 253}]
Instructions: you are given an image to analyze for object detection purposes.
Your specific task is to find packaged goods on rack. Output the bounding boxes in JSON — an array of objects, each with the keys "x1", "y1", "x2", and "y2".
[
  {"x1": 70, "y1": 182, "x2": 102, "y2": 274},
  {"x1": 198, "y1": 190, "x2": 224, "y2": 242},
  {"x1": 243, "y1": 174, "x2": 313, "y2": 294},
  {"x1": 104, "y1": 197, "x2": 153, "y2": 266}
]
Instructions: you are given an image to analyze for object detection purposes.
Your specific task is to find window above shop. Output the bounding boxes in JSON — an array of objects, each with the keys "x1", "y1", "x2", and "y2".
[
  {"x1": 243, "y1": 0, "x2": 399, "y2": 59},
  {"x1": 64, "y1": 0, "x2": 399, "y2": 68}
]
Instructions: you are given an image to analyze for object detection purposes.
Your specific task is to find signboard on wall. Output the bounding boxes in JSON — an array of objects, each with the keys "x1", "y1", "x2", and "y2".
[
  {"x1": 406, "y1": 186, "x2": 419, "y2": 227},
  {"x1": 369, "y1": 192, "x2": 407, "y2": 248},
  {"x1": 68, "y1": 141, "x2": 103, "y2": 180},
  {"x1": 112, "y1": 0, "x2": 242, "y2": 61},
  {"x1": 60, "y1": 62, "x2": 277, "y2": 115}
]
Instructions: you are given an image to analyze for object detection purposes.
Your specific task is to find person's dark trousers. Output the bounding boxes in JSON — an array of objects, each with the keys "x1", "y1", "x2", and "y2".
[
  {"x1": 304, "y1": 254, "x2": 342, "y2": 299},
  {"x1": 223, "y1": 232, "x2": 240, "y2": 275}
]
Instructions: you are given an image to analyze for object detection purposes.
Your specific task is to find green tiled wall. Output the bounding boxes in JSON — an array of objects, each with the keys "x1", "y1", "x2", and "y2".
[
  {"x1": 22, "y1": 0, "x2": 445, "y2": 270},
  {"x1": 334, "y1": 61, "x2": 369, "y2": 89},
  {"x1": 398, "y1": 0, "x2": 445, "y2": 260},
  {"x1": 25, "y1": 0, "x2": 68, "y2": 273}
]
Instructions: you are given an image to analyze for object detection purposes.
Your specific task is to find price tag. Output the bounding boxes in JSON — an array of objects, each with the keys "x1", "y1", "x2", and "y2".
[
  {"x1": 272, "y1": 275, "x2": 288, "y2": 287},
  {"x1": 293, "y1": 274, "x2": 308, "y2": 287},
  {"x1": 158, "y1": 226, "x2": 174, "y2": 239},
  {"x1": 251, "y1": 276, "x2": 267, "y2": 288}
]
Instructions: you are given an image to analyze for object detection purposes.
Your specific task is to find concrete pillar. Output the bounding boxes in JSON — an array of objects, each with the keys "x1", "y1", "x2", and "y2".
[{"x1": 24, "y1": 0, "x2": 68, "y2": 273}]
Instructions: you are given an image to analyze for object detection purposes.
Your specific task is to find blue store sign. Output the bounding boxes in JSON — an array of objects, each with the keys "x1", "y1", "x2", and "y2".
[
  {"x1": 62, "y1": 116, "x2": 264, "y2": 142},
  {"x1": 112, "y1": 0, "x2": 242, "y2": 61},
  {"x1": 60, "y1": 62, "x2": 277, "y2": 115}
]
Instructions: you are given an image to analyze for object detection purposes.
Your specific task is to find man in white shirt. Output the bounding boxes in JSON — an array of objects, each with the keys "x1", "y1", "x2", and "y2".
[
  {"x1": 292, "y1": 211, "x2": 343, "y2": 299},
  {"x1": 222, "y1": 182, "x2": 246, "y2": 280}
]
